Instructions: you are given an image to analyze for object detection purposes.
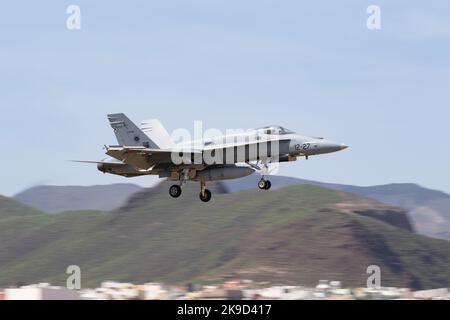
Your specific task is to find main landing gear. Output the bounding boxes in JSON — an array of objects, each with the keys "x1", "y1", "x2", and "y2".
[
  {"x1": 169, "y1": 170, "x2": 188, "y2": 199},
  {"x1": 199, "y1": 180, "x2": 212, "y2": 203},
  {"x1": 168, "y1": 180, "x2": 212, "y2": 203},
  {"x1": 258, "y1": 178, "x2": 272, "y2": 190}
]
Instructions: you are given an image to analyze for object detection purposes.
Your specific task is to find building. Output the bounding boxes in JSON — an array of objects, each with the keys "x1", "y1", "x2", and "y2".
[
  {"x1": 413, "y1": 288, "x2": 449, "y2": 300},
  {"x1": 5, "y1": 283, "x2": 80, "y2": 300}
]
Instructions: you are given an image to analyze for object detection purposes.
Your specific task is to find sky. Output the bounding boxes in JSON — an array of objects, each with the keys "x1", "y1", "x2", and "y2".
[{"x1": 0, "y1": 0, "x2": 449, "y2": 196}]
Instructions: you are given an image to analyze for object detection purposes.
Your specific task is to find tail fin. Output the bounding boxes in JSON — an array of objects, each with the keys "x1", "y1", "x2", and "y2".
[
  {"x1": 141, "y1": 119, "x2": 173, "y2": 149},
  {"x1": 107, "y1": 113, "x2": 159, "y2": 148}
]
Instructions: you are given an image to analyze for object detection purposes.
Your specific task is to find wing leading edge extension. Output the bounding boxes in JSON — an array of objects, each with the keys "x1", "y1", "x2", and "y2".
[{"x1": 105, "y1": 145, "x2": 203, "y2": 169}]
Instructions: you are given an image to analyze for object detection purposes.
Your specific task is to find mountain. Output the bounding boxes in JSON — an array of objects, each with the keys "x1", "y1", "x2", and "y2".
[
  {"x1": 0, "y1": 195, "x2": 43, "y2": 217},
  {"x1": 11, "y1": 176, "x2": 450, "y2": 240},
  {"x1": 223, "y1": 176, "x2": 450, "y2": 240},
  {"x1": 1, "y1": 183, "x2": 450, "y2": 290},
  {"x1": 13, "y1": 184, "x2": 142, "y2": 213}
]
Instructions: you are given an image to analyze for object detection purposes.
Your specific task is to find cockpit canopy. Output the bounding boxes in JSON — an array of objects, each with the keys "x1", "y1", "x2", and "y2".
[{"x1": 255, "y1": 125, "x2": 295, "y2": 135}]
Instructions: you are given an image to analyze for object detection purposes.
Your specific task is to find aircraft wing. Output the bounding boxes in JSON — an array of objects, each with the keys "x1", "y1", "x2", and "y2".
[
  {"x1": 105, "y1": 145, "x2": 202, "y2": 169},
  {"x1": 106, "y1": 136, "x2": 289, "y2": 169}
]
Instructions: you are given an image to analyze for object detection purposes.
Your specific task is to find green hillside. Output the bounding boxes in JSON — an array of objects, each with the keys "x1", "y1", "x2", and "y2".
[
  {"x1": 1, "y1": 185, "x2": 450, "y2": 289},
  {"x1": 224, "y1": 176, "x2": 450, "y2": 241},
  {"x1": 0, "y1": 195, "x2": 43, "y2": 217}
]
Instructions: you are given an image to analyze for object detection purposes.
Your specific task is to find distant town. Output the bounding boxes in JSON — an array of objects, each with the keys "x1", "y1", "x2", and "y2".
[{"x1": 1, "y1": 279, "x2": 448, "y2": 300}]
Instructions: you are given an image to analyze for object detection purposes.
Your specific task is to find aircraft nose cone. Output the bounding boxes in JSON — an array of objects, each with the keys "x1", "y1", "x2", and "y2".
[{"x1": 339, "y1": 144, "x2": 348, "y2": 150}]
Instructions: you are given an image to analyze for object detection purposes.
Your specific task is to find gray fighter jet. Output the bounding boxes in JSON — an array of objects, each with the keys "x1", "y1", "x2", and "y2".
[{"x1": 76, "y1": 114, "x2": 347, "y2": 202}]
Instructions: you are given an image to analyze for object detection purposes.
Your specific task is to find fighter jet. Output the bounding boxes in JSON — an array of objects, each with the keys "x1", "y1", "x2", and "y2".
[{"x1": 76, "y1": 113, "x2": 347, "y2": 202}]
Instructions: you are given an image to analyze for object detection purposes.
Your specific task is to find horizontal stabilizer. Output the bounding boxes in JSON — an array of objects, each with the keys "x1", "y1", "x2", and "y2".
[{"x1": 69, "y1": 160, "x2": 125, "y2": 166}]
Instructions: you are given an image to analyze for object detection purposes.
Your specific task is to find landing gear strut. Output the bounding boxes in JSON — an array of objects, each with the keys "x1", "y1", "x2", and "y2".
[
  {"x1": 258, "y1": 178, "x2": 272, "y2": 190},
  {"x1": 169, "y1": 169, "x2": 190, "y2": 198},
  {"x1": 199, "y1": 180, "x2": 212, "y2": 202}
]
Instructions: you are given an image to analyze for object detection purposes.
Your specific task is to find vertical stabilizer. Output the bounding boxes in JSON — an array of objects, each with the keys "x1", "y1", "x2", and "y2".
[
  {"x1": 107, "y1": 113, "x2": 159, "y2": 148},
  {"x1": 141, "y1": 119, "x2": 174, "y2": 149}
]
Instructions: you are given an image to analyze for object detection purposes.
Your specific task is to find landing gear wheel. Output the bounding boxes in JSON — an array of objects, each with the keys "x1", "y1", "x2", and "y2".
[
  {"x1": 169, "y1": 185, "x2": 182, "y2": 198},
  {"x1": 258, "y1": 179, "x2": 272, "y2": 190},
  {"x1": 258, "y1": 180, "x2": 267, "y2": 190},
  {"x1": 199, "y1": 189, "x2": 212, "y2": 202}
]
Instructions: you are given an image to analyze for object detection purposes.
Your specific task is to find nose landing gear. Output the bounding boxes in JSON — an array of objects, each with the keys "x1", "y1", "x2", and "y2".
[{"x1": 258, "y1": 179, "x2": 272, "y2": 190}]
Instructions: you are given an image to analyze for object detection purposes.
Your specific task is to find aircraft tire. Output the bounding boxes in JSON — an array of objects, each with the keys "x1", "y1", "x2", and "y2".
[
  {"x1": 258, "y1": 179, "x2": 267, "y2": 190},
  {"x1": 169, "y1": 185, "x2": 182, "y2": 198},
  {"x1": 199, "y1": 189, "x2": 212, "y2": 202}
]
